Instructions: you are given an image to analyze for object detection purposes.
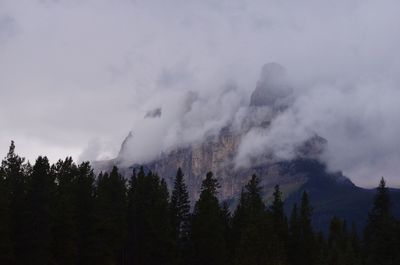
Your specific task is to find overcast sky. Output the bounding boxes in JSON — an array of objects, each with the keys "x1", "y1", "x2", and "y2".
[{"x1": 1, "y1": 0, "x2": 400, "y2": 187}]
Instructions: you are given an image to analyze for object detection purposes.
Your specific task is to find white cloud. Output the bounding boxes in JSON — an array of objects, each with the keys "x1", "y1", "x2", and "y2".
[{"x1": 1, "y1": 0, "x2": 400, "y2": 186}]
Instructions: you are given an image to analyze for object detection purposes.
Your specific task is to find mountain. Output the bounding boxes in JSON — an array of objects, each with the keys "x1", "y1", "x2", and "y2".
[{"x1": 93, "y1": 63, "x2": 400, "y2": 232}]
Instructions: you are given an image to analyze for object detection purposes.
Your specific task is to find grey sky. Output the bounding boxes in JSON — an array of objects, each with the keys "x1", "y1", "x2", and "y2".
[{"x1": 1, "y1": 0, "x2": 400, "y2": 187}]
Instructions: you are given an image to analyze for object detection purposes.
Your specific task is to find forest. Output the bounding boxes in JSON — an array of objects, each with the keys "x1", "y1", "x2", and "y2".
[{"x1": 0, "y1": 141, "x2": 399, "y2": 265}]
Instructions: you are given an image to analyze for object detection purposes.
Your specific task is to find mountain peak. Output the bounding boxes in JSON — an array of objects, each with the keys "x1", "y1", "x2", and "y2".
[{"x1": 249, "y1": 62, "x2": 292, "y2": 110}]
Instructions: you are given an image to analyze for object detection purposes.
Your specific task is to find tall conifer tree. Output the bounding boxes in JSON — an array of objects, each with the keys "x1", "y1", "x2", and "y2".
[
  {"x1": 270, "y1": 185, "x2": 289, "y2": 265},
  {"x1": 191, "y1": 172, "x2": 227, "y2": 265},
  {"x1": 364, "y1": 178, "x2": 399, "y2": 265},
  {"x1": 170, "y1": 168, "x2": 191, "y2": 264},
  {"x1": 232, "y1": 175, "x2": 271, "y2": 265},
  {"x1": 1, "y1": 141, "x2": 26, "y2": 265},
  {"x1": 23, "y1": 156, "x2": 55, "y2": 265},
  {"x1": 52, "y1": 157, "x2": 79, "y2": 265},
  {"x1": 92, "y1": 167, "x2": 127, "y2": 265}
]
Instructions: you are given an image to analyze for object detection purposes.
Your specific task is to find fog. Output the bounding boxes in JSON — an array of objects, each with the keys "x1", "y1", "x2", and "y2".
[{"x1": 1, "y1": 0, "x2": 400, "y2": 187}]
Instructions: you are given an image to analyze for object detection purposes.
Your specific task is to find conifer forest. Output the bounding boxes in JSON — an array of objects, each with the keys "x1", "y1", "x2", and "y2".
[{"x1": 0, "y1": 142, "x2": 399, "y2": 265}]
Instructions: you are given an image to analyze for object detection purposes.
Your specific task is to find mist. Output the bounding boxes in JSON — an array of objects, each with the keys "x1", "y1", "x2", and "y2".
[{"x1": 1, "y1": 0, "x2": 400, "y2": 187}]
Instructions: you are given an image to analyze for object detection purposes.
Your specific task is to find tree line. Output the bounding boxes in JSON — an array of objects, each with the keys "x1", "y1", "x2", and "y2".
[{"x1": 0, "y1": 141, "x2": 399, "y2": 265}]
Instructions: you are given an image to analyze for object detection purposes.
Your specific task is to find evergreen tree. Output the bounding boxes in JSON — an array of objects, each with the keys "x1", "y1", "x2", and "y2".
[
  {"x1": 288, "y1": 203, "x2": 300, "y2": 265},
  {"x1": 291, "y1": 192, "x2": 318, "y2": 265},
  {"x1": 327, "y1": 217, "x2": 347, "y2": 265},
  {"x1": 92, "y1": 167, "x2": 127, "y2": 265},
  {"x1": 74, "y1": 161, "x2": 96, "y2": 265},
  {"x1": 326, "y1": 217, "x2": 361, "y2": 265},
  {"x1": 221, "y1": 202, "x2": 233, "y2": 265},
  {"x1": 364, "y1": 178, "x2": 399, "y2": 265},
  {"x1": 350, "y1": 223, "x2": 361, "y2": 261},
  {"x1": 51, "y1": 157, "x2": 79, "y2": 265},
  {"x1": 190, "y1": 172, "x2": 227, "y2": 265},
  {"x1": 1, "y1": 141, "x2": 26, "y2": 265},
  {"x1": 269, "y1": 185, "x2": 289, "y2": 265},
  {"x1": 170, "y1": 168, "x2": 191, "y2": 264},
  {"x1": 0, "y1": 162, "x2": 12, "y2": 264},
  {"x1": 232, "y1": 175, "x2": 271, "y2": 265},
  {"x1": 127, "y1": 168, "x2": 174, "y2": 265},
  {"x1": 22, "y1": 156, "x2": 55, "y2": 265}
]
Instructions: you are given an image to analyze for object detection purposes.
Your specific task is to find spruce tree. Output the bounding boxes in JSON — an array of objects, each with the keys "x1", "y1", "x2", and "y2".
[
  {"x1": 297, "y1": 191, "x2": 316, "y2": 265},
  {"x1": 170, "y1": 168, "x2": 191, "y2": 264},
  {"x1": 288, "y1": 203, "x2": 300, "y2": 265},
  {"x1": 190, "y1": 172, "x2": 227, "y2": 265},
  {"x1": 232, "y1": 175, "x2": 271, "y2": 265},
  {"x1": 0, "y1": 162, "x2": 12, "y2": 264},
  {"x1": 74, "y1": 161, "x2": 96, "y2": 265},
  {"x1": 326, "y1": 217, "x2": 361, "y2": 265},
  {"x1": 92, "y1": 167, "x2": 127, "y2": 265},
  {"x1": 22, "y1": 156, "x2": 55, "y2": 265},
  {"x1": 51, "y1": 157, "x2": 79, "y2": 265},
  {"x1": 269, "y1": 185, "x2": 289, "y2": 265},
  {"x1": 221, "y1": 202, "x2": 232, "y2": 265},
  {"x1": 327, "y1": 217, "x2": 347, "y2": 265},
  {"x1": 1, "y1": 141, "x2": 26, "y2": 265},
  {"x1": 364, "y1": 178, "x2": 398, "y2": 265},
  {"x1": 127, "y1": 168, "x2": 174, "y2": 265}
]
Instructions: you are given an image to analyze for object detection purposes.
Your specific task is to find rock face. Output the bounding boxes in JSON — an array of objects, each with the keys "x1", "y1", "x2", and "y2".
[
  {"x1": 101, "y1": 62, "x2": 323, "y2": 204},
  {"x1": 249, "y1": 62, "x2": 292, "y2": 110},
  {"x1": 93, "y1": 63, "x2": 400, "y2": 232}
]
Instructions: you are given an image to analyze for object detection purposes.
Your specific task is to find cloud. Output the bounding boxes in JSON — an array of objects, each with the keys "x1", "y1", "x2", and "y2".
[
  {"x1": 144, "y1": 108, "x2": 162, "y2": 118},
  {"x1": 0, "y1": 0, "x2": 400, "y2": 186}
]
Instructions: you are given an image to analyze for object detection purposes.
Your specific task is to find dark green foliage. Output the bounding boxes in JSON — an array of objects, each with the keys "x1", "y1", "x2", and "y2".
[
  {"x1": 232, "y1": 174, "x2": 271, "y2": 265},
  {"x1": 288, "y1": 203, "x2": 300, "y2": 265},
  {"x1": 364, "y1": 178, "x2": 399, "y2": 265},
  {"x1": 52, "y1": 157, "x2": 79, "y2": 265},
  {"x1": 270, "y1": 185, "x2": 289, "y2": 265},
  {"x1": 1, "y1": 141, "x2": 26, "y2": 265},
  {"x1": 74, "y1": 161, "x2": 96, "y2": 265},
  {"x1": 289, "y1": 191, "x2": 317, "y2": 265},
  {"x1": 92, "y1": 167, "x2": 127, "y2": 265},
  {"x1": 0, "y1": 162, "x2": 12, "y2": 264},
  {"x1": 0, "y1": 143, "x2": 398, "y2": 265},
  {"x1": 326, "y1": 217, "x2": 361, "y2": 265},
  {"x1": 170, "y1": 168, "x2": 191, "y2": 264},
  {"x1": 191, "y1": 172, "x2": 228, "y2": 265},
  {"x1": 23, "y1": 156, "x2": 56, "y2": 265},
  {"x1": 127, "y1": 167, "x2": 174, "y2": 265}
]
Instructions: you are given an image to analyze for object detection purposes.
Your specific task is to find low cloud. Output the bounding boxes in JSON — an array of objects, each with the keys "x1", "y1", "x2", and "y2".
[{"x1": 1, "y1": 0, "x2": 400, "y2": 187}]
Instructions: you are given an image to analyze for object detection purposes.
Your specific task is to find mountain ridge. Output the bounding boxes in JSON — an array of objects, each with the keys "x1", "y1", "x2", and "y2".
[{"x1": 92, "y1": 63, "x2": 400, "y2": 232}]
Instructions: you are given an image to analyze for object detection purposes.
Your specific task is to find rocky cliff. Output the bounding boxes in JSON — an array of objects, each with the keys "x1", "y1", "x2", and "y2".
[
  {"x1": 94, "y1": 63, "x2": 337, "y2": 204},
  {"x1": 92, "y1": 63, "x2": 400, "y2": 231}
]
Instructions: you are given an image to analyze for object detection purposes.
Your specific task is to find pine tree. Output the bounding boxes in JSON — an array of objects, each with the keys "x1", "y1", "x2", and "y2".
[
  {"x1": 190, "y1": 172, "x2": 227, "y2": 265},
  {"x1": 127, "y1": 168, "x2": 174, "y2": 265},
  {"x1": 0, "y1": 162, "x2": 12, "y2": 264},
  {"x1": 364, "y1": 178, "x2": 398, "y2": 265},
  {"x1": 288, "y1": 193, "x2": 318, "y2": 265},
  {"x1": 327, "y1": 217, "x2": 346, "y2": 265},
  {"x1": 221, "y1": 202, "x2": 232, "y2": 265},
  {"x1": 92, "y1": 167, "x2": 127, "y2": 265},
  {"x1": 288, "y1": 203, "x2": 300, "y2": 265},
  {"x1": 51, "y1": 157, "x2": 79, "y2": 265},
  {"x1": 170, "y1": 168, "x2": 191, "y2": 264},
  {"x1": 1, "y1": 141, "x2": 26, "y2": 265},
  {"x1": 296, "y1": 191, "x2": 317, "y2": 265},
  {"x1": 326, "y1": 217, "x2": 361, "y2": 265},
  {"x1": 269, "y1": 185, "x2": 289, "y2": 265},
  {"x1": 22, "y1": 156, "x2": 55, "y2": 265},
  {"x1": 74, "y1": 161, "x2": 96, "y2": 265},
  {"x1": 232, "y1": 175, "x2": 271, "y2": 265}
]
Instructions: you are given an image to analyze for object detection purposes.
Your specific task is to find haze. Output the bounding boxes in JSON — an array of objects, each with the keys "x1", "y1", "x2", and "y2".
[{"x1": 1, "y1": 0, "x2": 400, "y2": 187}]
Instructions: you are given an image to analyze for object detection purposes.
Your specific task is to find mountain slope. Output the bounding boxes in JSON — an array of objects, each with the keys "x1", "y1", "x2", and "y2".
[{"x1": 93, "y1": 63, "x2": 400, "y2": 232}]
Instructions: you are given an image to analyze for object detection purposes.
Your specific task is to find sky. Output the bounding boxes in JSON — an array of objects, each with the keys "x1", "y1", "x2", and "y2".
[{"x1": 1, "y1": 0, "x2": 400, "y2": 187}]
